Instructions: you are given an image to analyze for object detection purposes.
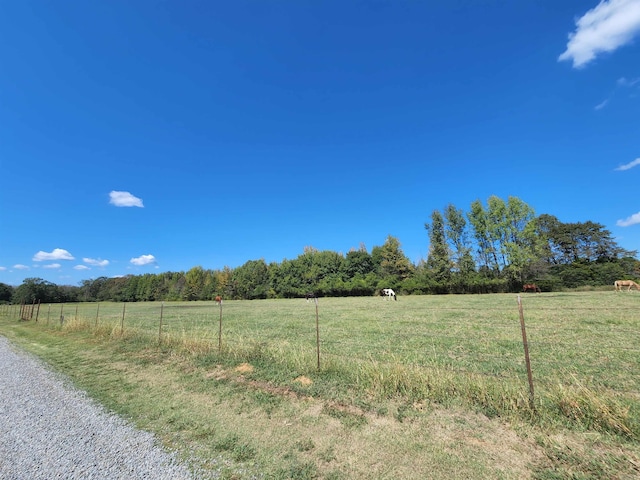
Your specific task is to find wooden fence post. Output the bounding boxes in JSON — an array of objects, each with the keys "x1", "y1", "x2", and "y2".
[
  {"x1": 315, "y1": 297, "x2": 320, "y2": 370},
  {"x1": 218, "y1": 301, "x2": 223, "y2": 353},
  {"x1": 517, "y1": 295, "x2": 535, "y2": 410},
  {"x1": 158, "y1": 302, "x2": 164, "y2": 344}
]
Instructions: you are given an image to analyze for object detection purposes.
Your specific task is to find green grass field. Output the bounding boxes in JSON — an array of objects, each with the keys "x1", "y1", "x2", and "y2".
[{"x1": 2, "y1": 292, "x2": 639, "y2": 479}]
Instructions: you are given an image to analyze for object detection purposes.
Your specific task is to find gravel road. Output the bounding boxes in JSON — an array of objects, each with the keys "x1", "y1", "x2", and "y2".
[{"x1": 0, "y1": 335, "x2": 211, "y2": 479}]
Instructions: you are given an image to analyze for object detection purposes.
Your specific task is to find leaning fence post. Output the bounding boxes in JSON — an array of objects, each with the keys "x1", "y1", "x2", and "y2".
[
  {"x1": 95, "y1": 303, "x2": 100, "y2": 327},
  {"x1": 59, "y1": 303, "x2": 64, "y2": 325},
  {"x1": 121, "y1": 303, "x2": 126, "y2": 335},
  {"x1": 517, "y1": 295, "x2": 535, "y2": 410}
]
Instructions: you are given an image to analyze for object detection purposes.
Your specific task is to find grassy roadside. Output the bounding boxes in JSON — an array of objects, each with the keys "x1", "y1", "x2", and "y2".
[{"x1": 1, "y1": 297, "x2": 639, "y2": 479}]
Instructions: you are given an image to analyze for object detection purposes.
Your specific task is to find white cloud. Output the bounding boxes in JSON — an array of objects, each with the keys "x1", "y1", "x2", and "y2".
[
  {"x1": 83, "y1": 257, "x2": 109, "y2": 267},
  {"x1": 594, "y1": 98, "x2": 610, "y2": 109},
  {"x1": 130, "y1": 254, "x2": 156, "y2": 266},
  {"x1": 559, "y1": 0, "x2": 640, "y2": 68},
  {"x1": 615, "y1": 157, "x2": 640, "y2": 170},
  {"x1": 14, "y1": 264, "x2": 29, "y2": 270},
  {"x1": 33, "y1": 248, "x2": 75, "y2": 261},
  {"x1": 43, "y1": 263, "x2": 61, "y2": 269},
  {"x1": 617, "y1": 211, "x2": 640, "y2": 226},
  {"x1": 74, "y1": 265, "x2": 90, "y2": 270},
  {"x1": 109, "y1": 191, "x2": 144, "y2": 207}
]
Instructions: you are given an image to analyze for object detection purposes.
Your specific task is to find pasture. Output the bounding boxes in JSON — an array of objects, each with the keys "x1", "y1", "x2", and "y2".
[{"x1": 1, "y1": 292, "x2": 639, "y2": 479}]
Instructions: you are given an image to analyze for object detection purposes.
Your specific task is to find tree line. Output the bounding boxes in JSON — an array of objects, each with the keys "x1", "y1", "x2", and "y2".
[{"x1": 4, "y1": 196, "x2": 638, "y2": 305}]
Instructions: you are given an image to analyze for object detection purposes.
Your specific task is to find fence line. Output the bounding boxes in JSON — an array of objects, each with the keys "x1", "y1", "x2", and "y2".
[{"x1": 1, "y1": 297, "x2": 638, "y2": 400}]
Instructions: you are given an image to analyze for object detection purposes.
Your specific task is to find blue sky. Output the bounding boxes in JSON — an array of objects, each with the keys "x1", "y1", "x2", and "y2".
[{"x1": 1, "y1": 0, "x2": 639, "y2": 287}]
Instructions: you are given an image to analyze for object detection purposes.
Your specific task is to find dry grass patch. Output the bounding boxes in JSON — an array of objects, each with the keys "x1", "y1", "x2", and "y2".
[
  {"x1": 294, "y1": 375, "x2": 313, "y2": 386},
  {"x1": 429, "y1": 409, "x2": 544, "y2": 479},
  {"x1": 234, "y1": 362, "x2": 254, "y2": 374}
]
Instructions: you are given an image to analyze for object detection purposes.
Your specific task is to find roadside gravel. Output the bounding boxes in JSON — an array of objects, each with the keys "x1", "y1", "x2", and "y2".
[{"x1": 0, "y1": 335, "x2": 215, "y2": 479}]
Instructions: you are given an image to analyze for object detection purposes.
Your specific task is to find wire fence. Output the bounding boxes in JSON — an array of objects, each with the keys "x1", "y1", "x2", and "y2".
[{"x1": 3, "y1": 292, "x2": 640, "y2": 400}]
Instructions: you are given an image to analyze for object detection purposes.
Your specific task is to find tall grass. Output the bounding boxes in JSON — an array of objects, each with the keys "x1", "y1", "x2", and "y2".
[{"x1": 3, "y1": 292, "x2": 639, "y2": 439}]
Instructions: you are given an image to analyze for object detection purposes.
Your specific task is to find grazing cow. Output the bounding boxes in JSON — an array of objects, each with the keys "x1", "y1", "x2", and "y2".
[
  {"x1": 614, "y1": 280, "x2": 640, "y2": 292},
  {"x1": 381, "y1": 288, "x2": 397, "y2": 301},
  {"x1": 523, "y1": 284, "x2": 541, "y2": 293},
  {"x1": 305, "y1": 292, "x2": 317, "y2": 303},
  {"x1": 215, "y1": 295, "x2": 222, "y2": 305}
]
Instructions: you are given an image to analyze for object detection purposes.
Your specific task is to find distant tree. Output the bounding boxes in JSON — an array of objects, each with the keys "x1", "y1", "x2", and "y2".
[
  {"x1": 200, "y1": 269, "x2": 218, "y2": 300},
  {"x1": 0, "y1": 282, "x2": 14, "y2": 303},
  {"x1": 79, "y1": 277, "x2": 109, "y2": 302},
  {"x1": 341, "y1": 246, "x2": 375, "y2": 279},
  {"x1": 444, "y1": 203, "x2": 475, "y2": 274},
  {"x1": 467, "y1": 199, "x2": 500, "y2": 272},
  {"x1": 501, "y1": 196, "x2": 539, "y2": 285},
  {"x1": 537, "y1": 214, "x2": 633, "y2": 264},
  {"x1": 269, "y1": 259, "x2": 300, "y2": 298},
  {"x1": 232, "y1": 259, "x2": 270, "y2": 299},
  {"x1": 12, "y1": 278, "x2": 63, "y2": 304},
  {"x1": 425, "y1": 209, "x2": 452, "y2": 284},
  {"x1": 184, "y1": 266, "x2": 206, "y2": 300},
  {"x1": 122, "y1": 275, "x2": 139, "y2": 302},
  {"x1": 376, "y1": 235, "x2": 413, "y2": 287},
  {"x1": 467, "y1": 196, "x2": 538, "y2": 286}
]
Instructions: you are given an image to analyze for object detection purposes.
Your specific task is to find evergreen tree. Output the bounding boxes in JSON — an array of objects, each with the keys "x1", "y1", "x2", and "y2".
[
  {"x1": 377, "y1": 235, "x2": 413, "y2": 286},
  {"x1": 425, "y1": 209, "x2": 452, "y2": 284}
]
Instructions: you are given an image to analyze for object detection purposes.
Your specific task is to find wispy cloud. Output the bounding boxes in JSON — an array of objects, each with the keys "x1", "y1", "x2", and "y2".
[
  {"x1": 13, "y1": 264, "x2": 30, "y2": 270},
  {"x1": 74, "y1": 265, "x2": 90, "y2": 270},
  {"x1": 597, "y1": 76, "x2": 640, "y2": 108},
  {"x1": 617, "y1": 211, "x2": 640, "y2": 226},
  {"x1": 33, "y1": 248, "x2": 75, "y2": 261},
  {"x1": 130, "y1": 254, "x2": 156, "y2": 266},
  {"x1": 614, "y1": 157, "x2": 640, "y2": 170},
  {"x1": 594, "y1": 98, "x2": 609, "y2": 110},
  {"x1": 559, "y1": 0, "x2": 640, "y2": 68},
  {"x1": 617, "y1": 76, "x2": 640, "y2": 86},
  {"x1": 43, "y1": 263, "x2": 61, "y2": 269},
  {"x1": 83, "y1": 257, "x2": 109, "y2": 267},
  {"x1": 0, "y1": 267, "x2": 6, "y2": 271},
  {"x1": 109, "y1": 191, "x2": 144, "y2": 208}
]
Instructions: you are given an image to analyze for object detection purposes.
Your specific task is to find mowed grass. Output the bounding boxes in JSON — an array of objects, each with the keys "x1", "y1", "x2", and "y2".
[{"x1": 1, "y1": 292, "x2": 639, "y2": 479}]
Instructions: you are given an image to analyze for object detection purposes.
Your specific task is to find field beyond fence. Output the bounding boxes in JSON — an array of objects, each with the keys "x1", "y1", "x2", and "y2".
[{"x1": 3, "y1": 292, "x2": 639, "y2": 438}]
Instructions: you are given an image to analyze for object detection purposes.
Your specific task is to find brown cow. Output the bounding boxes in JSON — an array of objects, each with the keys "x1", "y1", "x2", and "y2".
[{"x1": 523, "y1": 284, "x2": 541, "y2": 293}]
